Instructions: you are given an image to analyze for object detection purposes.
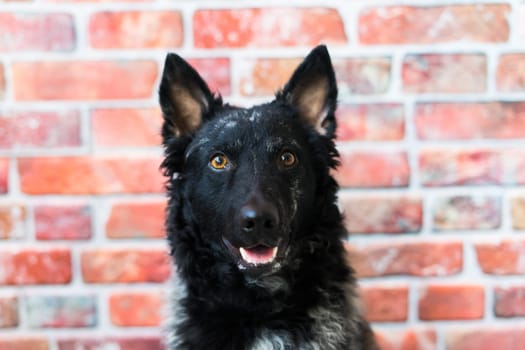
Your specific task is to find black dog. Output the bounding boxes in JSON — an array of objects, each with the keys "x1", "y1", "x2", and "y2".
[{"x1": 159, "y1": 45, "x2": 378, "y2": 350}]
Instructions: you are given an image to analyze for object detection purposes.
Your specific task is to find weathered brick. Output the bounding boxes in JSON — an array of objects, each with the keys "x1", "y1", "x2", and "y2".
[
  {"x1": 81, "y1": 250, "x2": 170, "y2": 283},
  {"x1": 0, "y1": 249, "x2": 71, "y2": 285},
  {"x1": 25, "y1": 295, "x2": 96, "y2": 328},
  {"x1": 420, "y1": 150, "x2": 525, "y2": 186},
  {"x1": 0, "y1": 111, "x2": 81, "y2": 149},
  {"x1": 415, "y1": 102, "x2": 525, "y2": 140},
  {"x1": 92, "y1": 108, "x2": 162, "y2": 147},
  {"x1": 0, "y1": 13, "x2": 74, "y2": 52},
  {"x1": 511, "y1": 197, "x2": 525, "y2": 230},
  {"x1": 336, "y1": 151, "x2": 409, "y2": 188},
  {"x1": 18, "y1": 156, "x2": 163, "y2": 195},
  {"x1": 419, "y1": 285, "x2": 484, "y2": 320},
  {"x1": 89, "y1": 11, "x2": 182, "y2": 49},
  {"x1": 403, "y1": 54, "x2": 486, "y2": 93},
  {"x1": 446, "y1": 327, "x2": 525, "y2": 350},
  {"x1": 0, "y1": 339, "x2": 48, "y2": 350},
  {"x1": 0, "y1": 64, "x2": 4, "y2": 99},
  {"x1": 494, "y1": 286, "x2": 525, "y2": 317},
  {"x1": 433, "y1": 196, "x2": 501, "y2": 231},
  {"x1": 109, "y1": 292, "x2": 162, "y2": 326},
  {"x1": 57, "y1": 338, "x2": 163, "y2": 350},
  {"x1": 35, "y1": 205, "x2": 92, "y2": 240},
  {"x1": 239, "y1": 57, "x2": 390, "y2": 97},
  {"x1": 336, "y1": 104, "x2": 404, "y2": 141},
  {"x1": 346, "y1": 241, "x2": 462, "y2": 278},
  {"x1": 339, "y1": 195, "x2": 422, "y2": 234},
  {"x1": 475, "y1": 240, "x2": 525, "y2": 275},
  {"x1": 13, "y1": 61, "x2": 157, "y2": 100},
  {"x1": 106, "y1": 201, "x2": 165, "y2": 239},
  {"x1": 0, "y1": 205, "x2": 26, "y2": 239},
  {"x1": 359, "y1": 5, "x2": 510, "y2": 44},
  {"x1": 0, "y1": 159, "x2": 7, "y2": 193},
  {"x1": 375, "y1": 329, "x2": 437, "y2": 350},
  {"x1": 496, "y1": 54, "x2": 525, "y2": 92},
  {"x1": 361, "y1": 285, "x2": 408, "y2": 322},
  {"x1": 194, "y1": 8, "x2": 346, "y2": 48},
  {"x1": 187, "y1": 58, "x2": 231, "y2": 95},
  {"x1": 0, "y1": 296, "x2": 18, "y2": 328}
]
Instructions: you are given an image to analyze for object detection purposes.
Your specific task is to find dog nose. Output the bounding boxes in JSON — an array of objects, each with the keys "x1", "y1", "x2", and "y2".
[{"x1": 239, "y1": 203, "x2": 279, "y2": 234}]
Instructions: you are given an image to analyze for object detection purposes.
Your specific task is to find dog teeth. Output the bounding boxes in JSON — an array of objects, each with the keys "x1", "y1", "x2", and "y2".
[{"x1": 239, "y1": 246, "x2": 278, "y2": 265}]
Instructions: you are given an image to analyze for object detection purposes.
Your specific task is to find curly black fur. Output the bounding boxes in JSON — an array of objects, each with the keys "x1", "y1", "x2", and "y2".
[{"x1": 159, "y1": 45, "x2": 378, "y2": 350}]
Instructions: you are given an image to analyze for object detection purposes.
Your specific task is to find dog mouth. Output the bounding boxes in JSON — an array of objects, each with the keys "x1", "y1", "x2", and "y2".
[
  {"x1": 222, "y1": 238, "x2": 286, "y2": 269},
  {"x1": 239, "y1": 245, "x2": 278, "y2": 265}
]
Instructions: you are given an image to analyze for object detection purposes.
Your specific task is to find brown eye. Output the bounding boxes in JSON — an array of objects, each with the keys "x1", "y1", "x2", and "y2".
[
  {"x1": 210, "y1": 153, "x2": 229, "y2": 170},
  {"x1": 279, "y1": 151, "x2": 297, "y2": 168}
]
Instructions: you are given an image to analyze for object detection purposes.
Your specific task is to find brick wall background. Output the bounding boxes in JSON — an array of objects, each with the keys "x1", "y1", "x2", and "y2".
[{"x1": 1, "y1": 0, "x2": 525, "y2": 349}]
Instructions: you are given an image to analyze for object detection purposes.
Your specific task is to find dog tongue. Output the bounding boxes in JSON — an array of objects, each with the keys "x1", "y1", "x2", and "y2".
[{"x1": 239, "y1": 246, "x2": 278, "y2": 265}]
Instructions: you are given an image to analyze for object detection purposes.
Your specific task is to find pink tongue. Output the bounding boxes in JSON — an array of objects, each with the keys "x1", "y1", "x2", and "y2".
[{"x1": 240, "y1": 246, "x2": 277, "y2": 265}]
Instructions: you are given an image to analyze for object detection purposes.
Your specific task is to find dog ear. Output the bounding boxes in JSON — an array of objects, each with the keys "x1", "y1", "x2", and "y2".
[
  {"x1": 159, "y1": 54, "x2": 218, "y2": 139},
  {"x1": 278, "y1": 45, "x2": 338, "y2": 137}
]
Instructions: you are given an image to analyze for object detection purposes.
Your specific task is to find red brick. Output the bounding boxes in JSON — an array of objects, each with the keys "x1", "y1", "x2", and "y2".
[
  {"x1": 81, "y1": 249, "x2": 170, "y2": 283},
  {"x1": 106, "y1": 201, "x2": 165, "y2": 239},
  {"x1": 359, "y1": 5, "x2": 510, "y2": 44},
  {"x1": 92, "y1": 108, "x2": 162, "y2": 147},
  {"x1": 0, "y1": 64, "x2": 4, "y2": 99},
  {"x1": 239, "y1": 57, "x2": 390, "y2": 97},
  {"x1": 336, "y1": 151, "x2": 409, "y2": 188},
  {"x1": 511, "y1": 197, "x2": 525, "y2": 230},
  {"x1": 18, "y1": 156, "x2": 163, "y2": 195},
  {"x1": 57, "y1": 338, "x2": 163, "y2": 350},
  {"x1": 403, "y1": 54, "x2": 486, "y2": 93},
  {"x1": 446, "y1": 327, "x2": 525, "y2": 350},
  {"x1": 13, "y1": 61, "x2": 157, "y2": 100},
  {"x1": 194, "y1": 8, "x2": 346, "y2": 48},
  {"x1": 0, "y1": 111, "x2": 81, "y2": 149},
  {"x1": 415, "y1": 102, "x2": 525, "y2": 140},
  {"x1": 420, "y1": 150, "x2": 502, "y2": 186},
  {"x1": 418, "y1": 285, "x2": 484, "y2": 320},
  {"x1": 375, "y1": 329, "x2": 437, "y2": 350},
  {"x1": 109, "y1": 292, "x2": 162, "y2": 326},
  {"x1": 0, "y1": 249, "x2": 71, "y2": 285},
  {"x1": 433, "y1": 196, "x2": 501, "y2": 231},
  {"x1": 187, "y1": 58, "x2": 231, "y2": 96},
  {"x1": 0, "y1": 159, "x2": 7, "y2": 193},
  {"x1": 0, "y1": 13, "x2": 74, "y2": 52},
  {"x1": 0, "y1": 339, "x2": 48, "y2": 350},
  {"x1": 475, "y1": 240, "x2": 525, "y2": 275},
  {"x1": 494, "y1": 286, "x2": 525, "y2": 317},
  {"x1": 336, "y1": 104, "x2": 404, "y2": 141},
  {"x1": 25, "y1": 295, "x2": 96, "y2": 328},
  {"x1": 89, "y1": 11, "x2": 182, "y2": 49},
  {"x1": 361, "y1": 286, "x2": 408, "y2": 322},
  {"x1": 0, "y1": 297, "x2": 18, "y2": 327},
  {"x1": 420, "y1": 150, "x2": 525, "y2": 186},
  {"x1": 496, "y1": 54, "x2": 525, "y2": 92},
  {"x1": 339, "y1": 195, "x2": 422, "y2": 234},
  {"x1": 35, "y1": 205, "x2": 92, "y2": 240},
  {"x1": 0, "y1": 205, "x2": 26, "y2": 239},
  {"x1": 346, "y1": 241, "x2": 462, "y2": 278}
]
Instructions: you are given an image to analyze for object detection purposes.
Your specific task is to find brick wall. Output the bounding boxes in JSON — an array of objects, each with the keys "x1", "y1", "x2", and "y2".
[{"x1": 1, "y1": 1, "x2": 525, "y2": 349}]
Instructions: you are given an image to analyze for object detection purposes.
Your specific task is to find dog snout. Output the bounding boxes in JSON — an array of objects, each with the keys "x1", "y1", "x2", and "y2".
[{"x1": 239, "y1": 202, "x2": 279, "y2": 235}]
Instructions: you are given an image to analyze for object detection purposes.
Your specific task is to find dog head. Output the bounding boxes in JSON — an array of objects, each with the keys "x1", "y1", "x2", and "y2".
[{"x1": 160, "y1": 46, "x2": 340, "y2": 278}]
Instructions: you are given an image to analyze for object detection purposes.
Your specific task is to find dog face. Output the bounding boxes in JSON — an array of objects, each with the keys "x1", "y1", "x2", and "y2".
[{"x1": 160, "y1": 46, "x2": 338, "y2": 277}]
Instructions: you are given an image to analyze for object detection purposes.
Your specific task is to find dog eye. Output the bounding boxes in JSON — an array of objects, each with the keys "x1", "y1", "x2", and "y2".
[
  {"x1": 279, "y1": 151, "x2": 297, "y2": 168},
  {"x1": 209, "y1": 153, "x2": 230, "y2": 170}
]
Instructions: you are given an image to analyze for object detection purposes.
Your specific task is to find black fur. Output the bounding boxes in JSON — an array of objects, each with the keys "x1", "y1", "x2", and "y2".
[{"x1": 159, "y1": 45, "x2": 378, "y2": 350}]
